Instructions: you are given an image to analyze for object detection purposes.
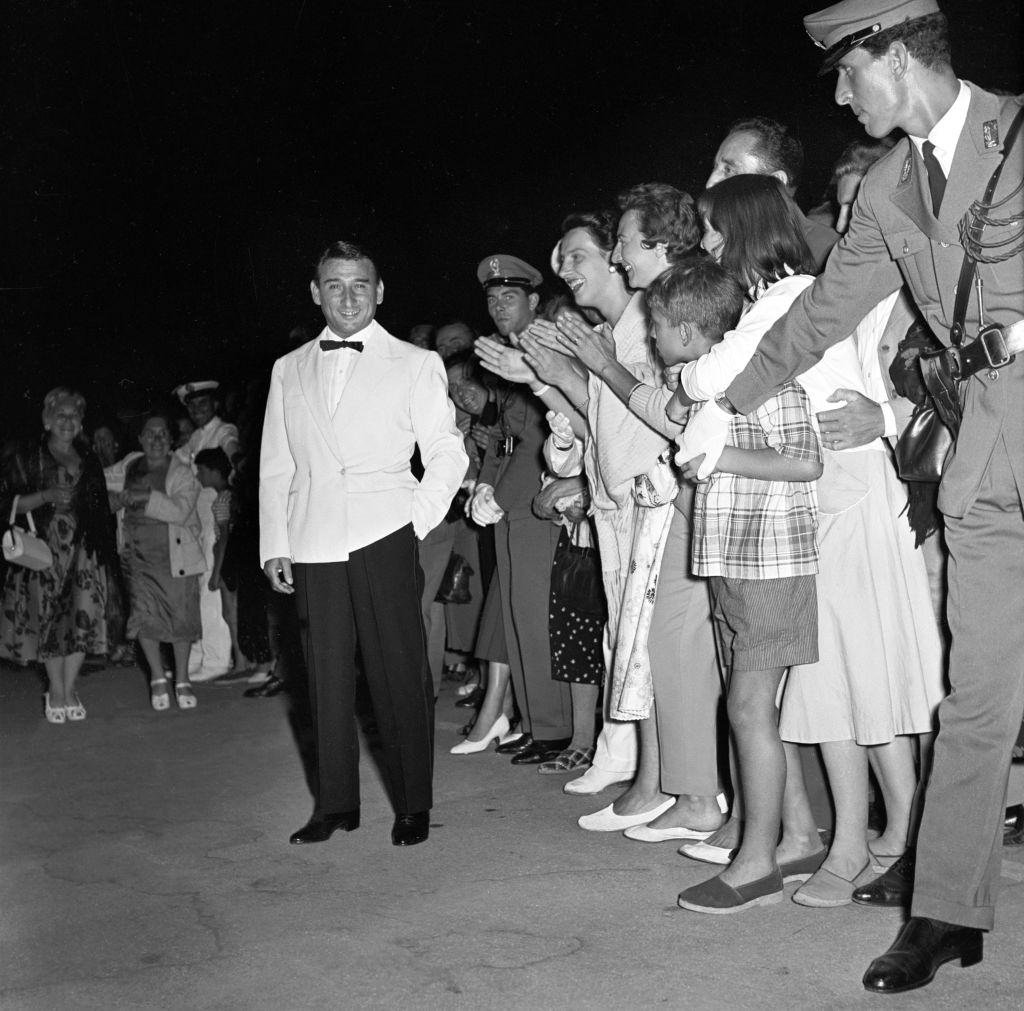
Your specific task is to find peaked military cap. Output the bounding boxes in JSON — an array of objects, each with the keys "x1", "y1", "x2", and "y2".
[
  {"x1": 174, "y1": 380, "x2": 220, "y2": 404},
  {"x1": 805, "y1": 0, "x2": 941, "y2": 75},
  {"x1": 476, "y1": 254, "x2": 543, "y2": 290}
]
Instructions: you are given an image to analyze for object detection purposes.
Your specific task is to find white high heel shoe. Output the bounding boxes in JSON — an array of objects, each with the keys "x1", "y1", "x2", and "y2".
[{"x1": 450, "y1": 714, "x2": 511, "y2": 754}]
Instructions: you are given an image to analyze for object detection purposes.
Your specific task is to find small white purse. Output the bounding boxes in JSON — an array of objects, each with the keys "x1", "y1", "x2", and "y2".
[{"x1": 2, "y1": 495, "x2": 54, "y2": 571}]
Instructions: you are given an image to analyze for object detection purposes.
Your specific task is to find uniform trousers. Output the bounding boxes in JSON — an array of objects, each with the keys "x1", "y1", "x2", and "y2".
[
  {"x1": 418, "y1": 520, "x2": 457, "y2": 697},
  {"x1": 494, "y1": 513, "x2": 571, "y2": 739},
  {"x1": 647, "y1": 504, "x2": 722, "y2": 796},
  {"x1": 913, "y1": 440, "x2": 1024, "y2": 930},
  {"x1": 293, "y1": 524, "x2": 434, "y2": 817},
  {"x1": 188, "y1": 486, "x2": 232, "y2": 674}
]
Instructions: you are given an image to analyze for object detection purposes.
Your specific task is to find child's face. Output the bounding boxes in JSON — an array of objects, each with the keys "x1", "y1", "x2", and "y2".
[
  {"x1": 196, "y1": 464, "x2": 216, "y2": 489},
  {"x1": 651, "y1": 308, "x2": 702, "y2": 366}
]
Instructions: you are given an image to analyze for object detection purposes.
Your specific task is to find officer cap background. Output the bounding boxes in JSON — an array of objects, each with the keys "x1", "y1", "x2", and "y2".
[
  {"x1": 805, "y1": 0, "x2": 941, "y2": 75},
  {"x1": 476, "y1": 254, "x2": 543, "y2": 290},
  {"x1": 174, "y1": 380, "x2": 220, "y2": 404}
]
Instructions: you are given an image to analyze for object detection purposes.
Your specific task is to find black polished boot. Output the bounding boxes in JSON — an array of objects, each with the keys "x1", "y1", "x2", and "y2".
[{"x1": 862, "y1": 916, "x2": 983, "y2": 993}]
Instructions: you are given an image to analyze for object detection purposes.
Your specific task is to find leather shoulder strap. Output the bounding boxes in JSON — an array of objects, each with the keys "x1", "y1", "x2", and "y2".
[{"x1": 950, "y1": 105, "x2": 1024, "y2": 345}]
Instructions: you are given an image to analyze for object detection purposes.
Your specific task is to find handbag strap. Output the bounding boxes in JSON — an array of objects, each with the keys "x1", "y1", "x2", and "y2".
[
  {"x1": 8, "y1": 495, "x2": 38, "y2": 534},
  {"x1": 949, "y1": 105, "x2": 1024, "y2": 346}
]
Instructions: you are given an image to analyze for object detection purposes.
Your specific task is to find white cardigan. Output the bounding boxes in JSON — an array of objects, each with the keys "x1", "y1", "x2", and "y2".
[{"x1": 105, "y1": 452, "x2": 206, "y2": 577}]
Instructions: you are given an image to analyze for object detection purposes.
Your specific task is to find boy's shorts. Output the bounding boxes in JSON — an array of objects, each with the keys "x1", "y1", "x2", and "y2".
[{"x1": 708, "y1": 575, "x2": 818, "y2": 674}]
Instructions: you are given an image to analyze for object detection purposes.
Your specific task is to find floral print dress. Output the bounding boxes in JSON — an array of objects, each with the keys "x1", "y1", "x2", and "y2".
[{"x1": 1, "y1": 464, "x2": 108, "y2": 662}]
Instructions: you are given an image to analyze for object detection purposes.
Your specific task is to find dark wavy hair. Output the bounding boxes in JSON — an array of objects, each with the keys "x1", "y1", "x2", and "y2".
[
  {"x1": 617, "y1": 183, "x2": 700, "y2": 263},
  {"x1": 560, "y1": 209, "x2": 618, "y2": 254},
  {"x1": 859, "y1": 12, "x2": 951, "y2": 70},
  {"x1": 644, "y1": 257, "x2": 745, "y2": 338},
  {"x1": 313, "y1": 240, "x2": 380, "y2": 284},
  {"x1": 698, "y1": 175, "x2": 814, "y2": 290}
]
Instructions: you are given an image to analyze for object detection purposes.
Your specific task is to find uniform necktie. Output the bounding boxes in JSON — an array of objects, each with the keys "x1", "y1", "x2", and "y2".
[
  {"x1": 922, "y1": 140, "x2": 946, "y2": 216},
  {"x1": 320, "y1": 339, "x2": 364, "y2": 352}
]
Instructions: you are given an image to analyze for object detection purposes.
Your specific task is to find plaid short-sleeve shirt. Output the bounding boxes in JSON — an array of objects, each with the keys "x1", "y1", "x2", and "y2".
[{"x1": 691, "y1": 382, "x2": 821, "y2": 579}]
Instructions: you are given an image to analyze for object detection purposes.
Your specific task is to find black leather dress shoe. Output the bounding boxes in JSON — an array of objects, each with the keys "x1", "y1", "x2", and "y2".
[
  {"x1": 392, "y1": 811, "x2": 430, "y2": 846},
  {"x1": 1004, "y1": 803, "x2": 1024, "y2": 846},
  {"x1": 853, "y1": 850, "x2": 914, "y2": 907},
  {"x1": 245, "y1": 674, "x2": 285, "y2": 698},
  {"x1": 455, "y1": 686, "x2": 485, "y2": 709},
  {"x1": 289, "y1": 809, "x2": 360, "y2": 844},
  {"x1": 495, "y1": 733, "x2": 533, "y2": 755},
  {"x1": 510, "y1": 737, "x2": 573, "y2": 765},
  {"x1": 862, "y1": 916, "x2": 983, "y2": 993}
]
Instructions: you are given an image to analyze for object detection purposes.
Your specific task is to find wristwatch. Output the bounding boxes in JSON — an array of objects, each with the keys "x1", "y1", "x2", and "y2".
[{"x1": 714, "y1": 392, "x2": 740, "y2": 416}]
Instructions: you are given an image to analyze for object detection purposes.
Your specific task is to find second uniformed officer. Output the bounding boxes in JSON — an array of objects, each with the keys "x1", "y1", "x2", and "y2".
[{"x1": 469, "y1": 254, "x2": 574, "y2": 764}]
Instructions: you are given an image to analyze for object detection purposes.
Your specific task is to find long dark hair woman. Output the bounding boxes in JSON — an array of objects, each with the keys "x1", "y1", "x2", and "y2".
[{"x1": 0, "y1": 388, "x2": 116, "y2": 722}]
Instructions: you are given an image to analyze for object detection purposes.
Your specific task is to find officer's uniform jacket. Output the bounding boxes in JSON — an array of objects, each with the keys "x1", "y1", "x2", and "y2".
[{"x1": 728, "y1": 84, "x2": 1024, "y2": 519}]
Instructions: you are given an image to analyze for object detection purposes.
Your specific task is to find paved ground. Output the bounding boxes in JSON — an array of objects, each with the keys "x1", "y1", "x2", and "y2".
[{"x1": 2, "y1": 663, "x2": 1022, "y2": 1010}]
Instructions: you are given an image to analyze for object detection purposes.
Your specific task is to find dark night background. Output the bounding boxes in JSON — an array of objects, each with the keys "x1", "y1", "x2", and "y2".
[{"x1": 2, "y1": 0, "x2": 1021, "y2": 435}]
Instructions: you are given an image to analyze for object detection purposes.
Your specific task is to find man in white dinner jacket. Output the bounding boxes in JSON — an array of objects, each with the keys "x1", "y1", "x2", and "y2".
[{"x1": 260, "y1": 240, "x2": 468, "y2": 848}]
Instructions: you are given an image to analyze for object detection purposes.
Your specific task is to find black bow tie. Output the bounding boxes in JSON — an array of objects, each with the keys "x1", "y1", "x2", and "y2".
[{"x1": 320, "y1": 339, "x2": 364, "y2": 352}]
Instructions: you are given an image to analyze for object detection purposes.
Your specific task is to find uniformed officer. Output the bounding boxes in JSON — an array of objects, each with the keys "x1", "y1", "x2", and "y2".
[
  {"x1": 676, "y1": 0, "x2": 1023, "y2": 994},
  {"x1": 469, "y1": 254, "x2": 574, "y2": 765},
  {"x1": 173, "y1": 378, "x2": 238, "y2": 681}
]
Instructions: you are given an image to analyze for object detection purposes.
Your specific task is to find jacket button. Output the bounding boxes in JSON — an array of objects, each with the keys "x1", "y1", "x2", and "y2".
[
  {"x1": 179, "y1": 569, "x2": 185, "y2": 575},
  {"x1": 176, "y1": 537, "x2": 181, "y2": 544},
  {"x1": 880, "y1": 344, "x2": 889, "y2": 352}
]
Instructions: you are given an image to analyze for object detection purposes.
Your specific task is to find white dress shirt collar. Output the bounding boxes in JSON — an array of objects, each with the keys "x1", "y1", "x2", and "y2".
[{"x1": 909, "y1": 80, "x2": 971, "y2": 176}]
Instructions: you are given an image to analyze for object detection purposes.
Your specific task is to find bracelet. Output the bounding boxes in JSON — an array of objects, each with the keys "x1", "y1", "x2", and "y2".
[{"x1": 531, "y1": 383, "x2": 550, "y2": 396}]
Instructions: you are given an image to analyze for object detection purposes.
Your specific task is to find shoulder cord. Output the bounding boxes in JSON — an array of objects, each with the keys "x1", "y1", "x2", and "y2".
[{"x1": 951, "y1": 106, "x2": 1024, "y2": 345}]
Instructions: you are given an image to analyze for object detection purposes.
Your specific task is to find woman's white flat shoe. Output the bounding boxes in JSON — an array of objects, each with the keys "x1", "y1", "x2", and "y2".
[
  {"x1": 450, "y1": 714, "x2": 510, "y2": 754},
  {"x1": 678, "y1": 840, "x2": 736, "y2": 865},
  {"x1": 65, "y1": 694, "x2": 86, "y2": 721},
  {"x1": 578, "y1": 797, "x2": 675, "y2": 832},
  {"x1": 624, "y1": 824, "x2": 716, "y2": 843}
]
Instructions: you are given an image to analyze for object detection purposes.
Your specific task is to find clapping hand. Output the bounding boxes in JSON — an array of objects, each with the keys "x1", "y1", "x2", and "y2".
[
  {"x1": 519, "y1": 323, "x2": 583, "y2": 389},
  {"x1": 474, "y1": 336, "x2": 538, "y2": 385},
  {"x1": 546, "y1": 410, "x2": 576, "y2": 450},
  {"x1": 553, "y1": 311, "x2": 616, "y2": 375}
]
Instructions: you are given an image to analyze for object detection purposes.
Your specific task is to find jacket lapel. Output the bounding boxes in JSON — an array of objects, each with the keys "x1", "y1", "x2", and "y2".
[
  {"x1": 296, "y1": 335, "x2": 345, "y2": 465},
  {"x1": 332, "y1": 322, "x2": 405, "y2": 430},
  {"x1": 890, "y1": 146, "x2": 946, "y2": 240}
]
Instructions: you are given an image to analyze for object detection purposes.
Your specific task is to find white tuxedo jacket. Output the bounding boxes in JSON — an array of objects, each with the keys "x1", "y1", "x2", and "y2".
[{"x1": 259, "y1": 321, "x2": 468, "y2": 565}]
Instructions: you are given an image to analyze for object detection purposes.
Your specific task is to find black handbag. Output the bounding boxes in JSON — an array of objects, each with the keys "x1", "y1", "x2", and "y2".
[
  {"x1": 435, "y1": 552, "x2": 473, "y2": 604},
  {"x1": 550, "y1": 525, "x2": 606, "y2": 618},
  {"x1": 894, "y1": 400, "x2": 953, "y2": 483}
]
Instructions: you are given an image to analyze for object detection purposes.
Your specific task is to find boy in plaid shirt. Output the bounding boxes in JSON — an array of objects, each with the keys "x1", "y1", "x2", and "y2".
[{"x1": 645, "y1": 260, "x2": 824, "y2": 914}]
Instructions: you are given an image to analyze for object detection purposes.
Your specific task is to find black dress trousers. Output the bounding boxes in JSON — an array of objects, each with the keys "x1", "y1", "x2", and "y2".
[{"x1": 293, "y1": 524, "x2": 434, "y2": 816}]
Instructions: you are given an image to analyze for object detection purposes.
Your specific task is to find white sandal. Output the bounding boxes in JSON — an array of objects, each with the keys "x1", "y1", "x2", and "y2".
[
  {"x1": 174, "y1": 682, "x2": 197, "y2": 710},
  {"x1": 65, "y1": 694, "x2": 87, "y2": 721},
  {"x1": 150, "y1": 676, "x2": 171, "y2": 712},
  {"x1": 44, "y1": 692, "x2": 67, "y2": 724}
]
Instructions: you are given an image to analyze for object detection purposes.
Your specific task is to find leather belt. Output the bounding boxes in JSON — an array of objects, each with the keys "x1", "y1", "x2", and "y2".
[{"x1": 951, "y1": 319, "x2": 1024, "y2": 380}]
